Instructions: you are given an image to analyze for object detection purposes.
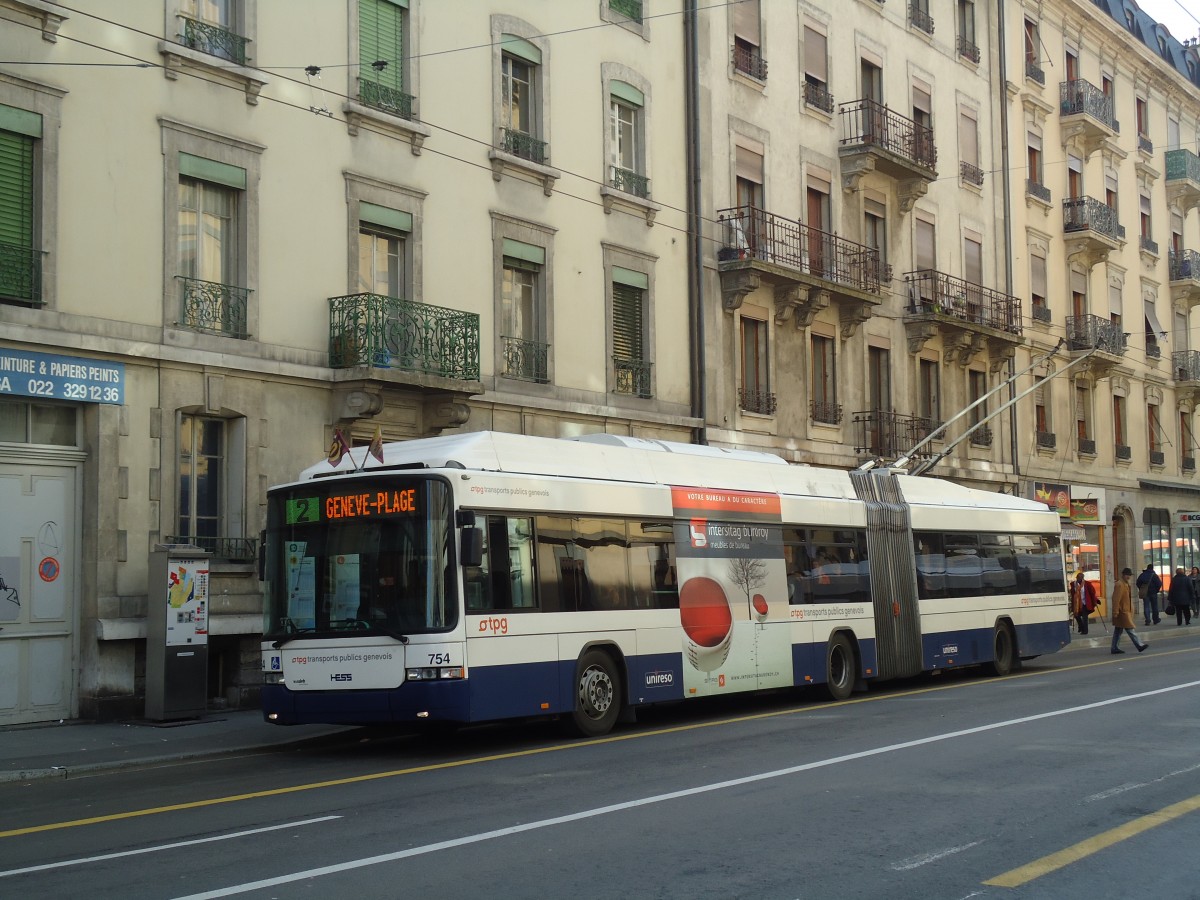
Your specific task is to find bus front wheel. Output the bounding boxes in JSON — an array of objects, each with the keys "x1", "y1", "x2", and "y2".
[
  {"x1": 824, "y1": 633, "x2": 856, "y2": 701},
  {"x1": 985, "y1": 623, "x2": 1016, "y2": 676},
  {"x1": 570, "y1": 649, "x2": 622, "y2": 737}
]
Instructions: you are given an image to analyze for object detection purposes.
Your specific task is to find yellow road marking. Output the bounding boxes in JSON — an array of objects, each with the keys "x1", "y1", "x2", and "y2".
[
  {"x1": 985, "y1": 792, "x2": 1200, "y2": 887},
  {"x1": 2, "y1": 644, "x2": 1194, "y2": 840}
]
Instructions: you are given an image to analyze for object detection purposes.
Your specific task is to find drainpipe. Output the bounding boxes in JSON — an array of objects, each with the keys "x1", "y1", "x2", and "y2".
[
  {"x1": 685, "y1": 0, "x2": 707, "y2": 444},
  {"x1": 998, "y1": 0, "x2": 1019, "y2": 487}
]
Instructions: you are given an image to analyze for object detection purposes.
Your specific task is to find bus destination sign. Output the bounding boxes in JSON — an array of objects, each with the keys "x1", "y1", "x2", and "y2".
[
  {"x1": 0, "y1": 347, "x2": 125, "y2": 405},
  {"x1": 287, "y1": 489, "x2": 420, "y2": 524}
]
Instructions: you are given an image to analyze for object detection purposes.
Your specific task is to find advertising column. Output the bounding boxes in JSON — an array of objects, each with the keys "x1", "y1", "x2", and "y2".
[{"x1": 146, "y1": 546, "x2": 210, "y2": 720}]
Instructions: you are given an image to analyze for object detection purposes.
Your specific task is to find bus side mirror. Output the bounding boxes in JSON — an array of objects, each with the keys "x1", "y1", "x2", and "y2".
[{"x1": 460, "y1": 527, "x2": 483, "y2": 568}]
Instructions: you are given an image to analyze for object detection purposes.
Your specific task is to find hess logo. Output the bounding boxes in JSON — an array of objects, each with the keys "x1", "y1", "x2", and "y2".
[{"x1": 330, "y1": 673, "x2": 352, "y2": 682}]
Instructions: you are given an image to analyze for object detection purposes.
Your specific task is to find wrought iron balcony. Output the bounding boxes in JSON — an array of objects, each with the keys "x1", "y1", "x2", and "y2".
[
  {"x1": 1184, "y1": 456, "x2": 1196, "y2": 473},
  {"x1": 1036, "y1": 431, "x2": 1057, "y2": 449},
  {"x1": 1079, "y1": 438, "x2": 1096, "y2": 455},
  {"x1": 839, "y1": 98, "x2": 937, "y2": 178},
  {"x1": 716, "y1": 206, "x2": 887, "y2": 297},
  {"x1": 610, "y1": 166, "x2": 650, "y2": 199},
  {"x1": 960, "y1": 161, "x2": 984, "y2": 187},
  {"x1": 613, "y1": 357, "x2": 652, "y2": 398},
  {"x1": 501, "y1": 128, "x2": 548, "y2": 165},
  {"x1": 969, "y1": 426, "x2": 993, "y2": 447},
  {"x1": 1065, "y1": 313, "x2": 1126, "y2": 354},
  {"x1": 177, "y1": 276, "x2": 249, "y2": 338},
  {"x1": 502, "y1": 336, "x2": 550, "y2": 383},
  {"x1": 0, "y1": 240, "x2": 42, "y2": 306},
  {"x1": 181, "y1": 16, "x2": 248, "y2": 65},
  {"x1": 804, "y1": 80, "x2": 835, "y2": 114},
  {"x1": 1026, "y1": 59, "x2": 1045, "y2": 85},
  {"x1": 904, "y1": 269, "x2": 1022, "y2": 335},
  {"x1": 1140, "y1": 236, "x2": 1159, "y2": 256},
  {"x1": 1026, "y1": 179, "x2": 1051, "y2": 204},
  {"x1": 908, "y1": 1, "x2": 934, "y2": 34},
  {"x1": 1166, "y1": 149, "x2": 1200, "y2": 209},
  {"x1": 1169, "y1": 250, "x2": 1200, "y2": 307},
  {"x1": 811, "y1": 400, "x2": 842, "y2": 425},
  {"x1": 609, "y1": 0, "x2": 643, "y2": 23},
  {"x1": 1173, "y1": 349, "x2": 1200, "y2": 384},
  {"x1": 853, "y1": 409, "x2": 940, "y2": 459},
  {"x1": 165, "y1": 534, "x2": 257, "y2": 562},
  {"x1": 358, "y1": 79, "x2": 415, "y2": 120},
  {"x1": 1116, "y1": 444, "x2": 1132, "y2": 460},
  {"x1": 732, "y1": 42, "x2": 768, "y2": 80},
  {"x1": 1151, "y1": 450, "x2": 1165, "y2": 466},
  {"x1": 1138, "y1": 134, "x2": 1154, "y2": 155},
  {"x1": 329, "y1": 292, "x2": 480, "y2": 380},
  {"x1": 739, "y1": 388, "x2": 777, "y2": 416},
  {"x1": 957, "y1": 35, "x2": 980, "y2": 63},
  {"x1": 1146, "y1": 340, "x2": 1161, "y2": 359},
  {"x1": 1059, "y1": 79, "x2": 1117, "y2": 133},
  {"x1": 1032, "y1": 305, "x2": 1052, "y2": 324},
  {"x1": 1063, "y1": 196, "x2": 1124, "y2": 242}
]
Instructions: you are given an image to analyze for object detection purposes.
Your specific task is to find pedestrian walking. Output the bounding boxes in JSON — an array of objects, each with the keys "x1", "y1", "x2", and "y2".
[
  {"x1": 1112, "y1": 567, "x2": 1149, "y2": 654},
  {"x1": 1168, "y1": 567, "x2": 1193, "y2": 625},
  {"x1": 1189, "y1": 566, "x2": 1200, "y2": 617},
  {"x1": 1070, "y1": 571, "x2": 1097, "y2": 635},
  {"x1": 1135, "y1": 563, "x2": 1162, "y2": 625}
]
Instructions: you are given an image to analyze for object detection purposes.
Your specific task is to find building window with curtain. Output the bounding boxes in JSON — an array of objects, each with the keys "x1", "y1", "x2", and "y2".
[
  {"x1": 739, "y1": 317, "x2": 774, "y2": 414},
  {"x1": 177, "y1": 154, "x2": 248, "y2": 338},
  {"x1": 500, "y1": 246, "x2": 547, "y2": 383},
  {"x1": 1180, "y1": 411, "x2": 1195, "y2": 471},
  {"x1": 1076, "y1": 384, "x2": 1093, "y2": 454},
  {"x1": 499, "y1": 33, "x2": 545, "y2": 163},
  {"x1": 811, "y1": 334, "x2": 839, "y2": 423},
  {"x1": 957, "y1": 0, "x2": 979, "y2": 61},
  {"x1": 1140, "y1": 192, "x2": 1156, "y2": 255},
  {"x1": 1030, "y1": 249, "x2": 1049, "y2": 321},
  {"x1": 1149, "y1": 403, "x2": 1164, "y2": 465},
  {"x1": 180, "y1": 0, "x2": 249, "y2": 64},
  {"x1": 611, "y1": 269, "x2": 651, "y2": 398},
  {"x1": 177, "y1": 413, "x2": 224, "y2": 556},
  {"x1": 968, "y1": 369, "x2": 990, "y2": 445},
  {"x1": 609, "y1": 82, "x2": 647, "y2": 198},
  {"x1": 1035, "y1": 377, "x2": 1054, "y2": 448},
  {"x1": 358, "y1": 0, "x2": 412, "y2": 120},
  {"x1": 0, "y1": 104, "x2": 42, "y2": 306},
  {"x1": 803, "y1": 25, "x2": 832, "y2": 112},
  {"x1": 918, "y1": 359, "x2": 940, "y2": 438}
]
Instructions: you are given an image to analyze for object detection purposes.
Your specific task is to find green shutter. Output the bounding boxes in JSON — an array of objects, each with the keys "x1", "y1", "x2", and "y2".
[
  {"x1": 612, "y1": 266, "x2": 649, "y2": 289},
  {"x1": 502, "y1": 238, "x2": 545, "y2": 266},
  {"x1": 360, "y1": 0, "x2": 404, "y2": 92},
  {"x1": 612, "y1": 283, "x2": 644, "y2": 361},
  {"x1": 0, "y1": 129, "x2": 34, "y2": 248},
  {"x1": 0, "y1": 104, "x2": 42, "y2": 139},
  {"x1": 360, "y1": 202, "x2": 412, "y2": 232},
  {"x1": 610, "y1": 80, "x2": 644, "y2": 108},
  {"x1": 500, "y1": 34, "x2": 541, "y2": 65},
  {"x1": 179, "y1": 153, "x2": 246, "y2": 189}
]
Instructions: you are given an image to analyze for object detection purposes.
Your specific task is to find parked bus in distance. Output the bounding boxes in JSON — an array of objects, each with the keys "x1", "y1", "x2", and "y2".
[{"x1": 260, "y1": 432, "x2": 1069, "y2": 736}]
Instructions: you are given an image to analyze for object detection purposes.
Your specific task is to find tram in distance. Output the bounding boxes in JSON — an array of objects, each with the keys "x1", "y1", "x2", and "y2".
[{"x1": 260, "y1": 431, "x2": 1069, "y2": 736}]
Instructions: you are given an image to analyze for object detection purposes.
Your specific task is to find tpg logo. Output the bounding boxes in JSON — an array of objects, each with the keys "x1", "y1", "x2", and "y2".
[{"x1": 645, "y1": 670, "x2": 674, "y2": 687}]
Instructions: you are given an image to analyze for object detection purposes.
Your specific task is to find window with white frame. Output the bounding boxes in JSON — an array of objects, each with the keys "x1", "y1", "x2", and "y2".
[
  {"x1": 178, "y1": 155, "x2": 247, "y2": 338},
  {"x1": 176, "y1": 412, "x2": 249, "y2": 559},
  {"x1": 500, "y1": 239, "x2": 547, "y2": 383},
  {"x1": 609, "y1": 81, "x2": 647, "y2": 198},
  {"x1": 499, "y1": 33, "x2": 544, "y2": 163},
  {"x1": 357, "y1": 204, "x2": 410, "y2": 298},
  {"x1": 180, "y1": 0, "x2": 249, "y2": 64}
]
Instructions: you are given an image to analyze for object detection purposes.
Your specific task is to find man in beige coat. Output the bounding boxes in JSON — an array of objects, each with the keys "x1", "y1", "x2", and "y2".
[{"x1": 1111, "y1": 567, "x2": 1149, "y2": 654}]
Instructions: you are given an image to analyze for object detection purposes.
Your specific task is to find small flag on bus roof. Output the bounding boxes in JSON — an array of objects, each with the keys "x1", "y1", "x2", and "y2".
[
  {"x1": 368, "y1": 425, "x2": 384, "y2": 464},
  {"x1": 327, "y1": 427, "x2": 351, "y2": 467}
]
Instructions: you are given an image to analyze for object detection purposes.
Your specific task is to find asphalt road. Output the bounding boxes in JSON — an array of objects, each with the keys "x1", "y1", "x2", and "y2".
[{"x1": 3, "y1": 634, "x2": 1200, "y2": 900}]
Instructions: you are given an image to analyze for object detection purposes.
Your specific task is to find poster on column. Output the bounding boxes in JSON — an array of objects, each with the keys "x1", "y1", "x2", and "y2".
[
  {"x1": 670, "y1": 486, "x2": 792, "y2": 696},
  {"x1": 165, "y1": 557, "x2": 209, "y2": 646}
]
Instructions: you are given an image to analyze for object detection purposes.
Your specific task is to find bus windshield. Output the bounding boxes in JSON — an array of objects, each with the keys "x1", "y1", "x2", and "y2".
[{"x1": 263, "y1": 476, "x2": 455, "y2": 639}]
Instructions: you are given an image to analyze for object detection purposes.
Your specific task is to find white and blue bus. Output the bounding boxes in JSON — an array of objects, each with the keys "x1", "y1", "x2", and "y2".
[{"x1": 261, "y1": 432, "x2": 1069, "y2": 736}]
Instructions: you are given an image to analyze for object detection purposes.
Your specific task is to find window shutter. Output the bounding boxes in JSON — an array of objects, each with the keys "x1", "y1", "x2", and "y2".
[
  {"x1": 1109, "y1": 283, "x2": 1122, "y2": 315},
  {"x1": 734, "y1": 0, "x2": 761, "y2": 45},
  {"x1": 0, "y1": 129, "x2": 34, "y2": 248},
  {"x1": 1031, "y1": 252, "x2": 1047, "y2": 297},
  {"x1": 964, "y1": 237, "x2": 983, "y2": 284},
  {"x1": 360, "y1": 0, "x2": 404, "y2": 91},
  {"x1": 915, "y1": 219, "x2": 936, "y2": 270},
  {"x1": 612, "y1": 283, "x2": 644, "y2": 361},
  {"x1": 958, "y1": 111, "x2": 979, "y2": 166},
  {"x1": 804, "y1": 27, "x2": 827, "y2": 82},
  {"x1": 735, "y1": 145, "x2": 764, "y2": 183}
]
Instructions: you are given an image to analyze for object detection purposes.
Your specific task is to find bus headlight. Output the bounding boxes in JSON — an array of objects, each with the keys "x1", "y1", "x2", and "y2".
[
  {"x1": 263, "y1": 672, "x2": 285, "y2": 685},
  {"x1": 406, "y1": 667, "x2": 465, "y2": 680}
]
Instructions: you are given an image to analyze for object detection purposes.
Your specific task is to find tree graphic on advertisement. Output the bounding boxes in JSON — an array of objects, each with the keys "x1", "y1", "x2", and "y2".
[{"x1": 728, "y1": 556, "x2": 767, "y2": 606}]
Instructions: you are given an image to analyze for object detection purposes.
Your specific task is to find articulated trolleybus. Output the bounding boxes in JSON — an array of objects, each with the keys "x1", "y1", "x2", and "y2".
[{"x1": 261, "y1": 432, "x2": 1068, "y2": 736}]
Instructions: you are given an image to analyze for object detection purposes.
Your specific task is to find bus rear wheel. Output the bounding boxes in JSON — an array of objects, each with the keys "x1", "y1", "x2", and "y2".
[
  {"x1": 570, "y1": 649, "x2": 622, "y2": 737},
  {"x1": 985, "y1": 623, "x2": 1016, "y2": 676},
  {"x1": 825, "y1": 633, "x2": 856, "y2": 701}
]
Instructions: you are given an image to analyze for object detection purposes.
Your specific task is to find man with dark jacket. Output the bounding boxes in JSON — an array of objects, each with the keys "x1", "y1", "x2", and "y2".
[
  {"x1": 1136, "y1": 564, "x2": 1163, "y2": 625},
  {"x1": 1168, "y1": 568, "x2": 1193, "y2": 625}
]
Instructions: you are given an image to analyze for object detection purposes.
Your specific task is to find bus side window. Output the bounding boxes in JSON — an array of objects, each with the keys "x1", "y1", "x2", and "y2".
[{"x1": 464, "y1": 522, "x2": 491, "y2": 611}]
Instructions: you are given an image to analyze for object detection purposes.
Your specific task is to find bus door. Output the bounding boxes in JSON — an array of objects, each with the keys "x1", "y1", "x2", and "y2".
[{"x1": 851, "y1": 470, "x2": 923, "y2": 679}]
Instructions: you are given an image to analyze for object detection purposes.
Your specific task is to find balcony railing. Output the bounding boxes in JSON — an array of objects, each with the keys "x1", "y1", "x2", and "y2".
[
  {"x1": 1151, "y1": 450, "x2": 1165, "y2": 466},
  {"x1": 739, "y1": 387, "x2": 777, "y2": 415},
  {"x1": 1078, "y1": 438, "x2": 1096, "y2": 455},
  {"x1": 1026, "y1": 179, "x2": 1051, "y2": 203},
  {"x1": 1146, "y1": 341, "x2": 1162, "y2": 359},
  {"x1": 358, "y1": 79, "x2": 415, "y2": 120},
  {"x1": 1140, "y1": 236, "x2": 1159, "y2": 255},
  {"x1": 1166, "y1": 149, "x2": 1200, "y2": 185},
  {"x1": 970, "y1": 426, "x2": 993, "y2": 447},
  {"x1": 501, "y1": 128, "x2": 548, "y2": 165},
  {"x1": 1138, "y1": 134, "x2": 1154, "y2": 155},
  {"x1": 1170, "y1": 249, "x2": 1200, "y2": 283},
  {"x1": 177, "y1": 276, "x2": 249, "y2": 338},
  {"x1": 1173, "y1": 349, "x2": 1200, "y2": 382},
  {"x1": 960, "y1": 161, "x2": 984, "y2": 186},
  {"x1": 804, "y1": 80, "x2": 835, "y2": 114},
  {"x1": 181, "y1": 16, "x2": 248, "y2": 65},
  {"x1": 1065, "y1": 313, "x2": 1126, "y2": 354},
  {"x1": 839, "y1": 99, "x2": 937, "y2": 172},
  {"x1": 501, "y1": 336, "x2": 550, "y2": 383},
  {"x1": 0, "y1": 240, "x2": 42, "y2": 305},
  {"x1": 1063, "y1": 197, "x2": 1124, "y2": 242},
  {"x1": 1059, "y1": 79, "x2": 1117, "y2": 132},
  {"x1": 904, "y1": 269, "x2": 1022, "y2": 334},
  {"x1": 1116, "y1": 444, "x2": 1132, "y2": 460},
  {"x1": 610, "y1": 166, "x2": 650, "y2": 199},
  {"x1": 609, "y1": 0, "x2": 643, "y2": 23},
  {"x1": 1184, "y1": 456, "x2": 1196, "y2": 473},
  {"x1": 732, "y1": 42, "x2": 768, "y2": 80},
  {"x1": 165, "y1": 534, "x2": 257, "y2": 562},
  {"x1": 811, "y1": 400, "x2": 843, "y2": 425},
  {"x1": 1032, "y1": 304, "x2": 1052, "y2": 323},
  {"x1": 329, "y1": 292, "x2": 480, "y2": 380},
  {"x1": 1036, "y1": 431, "x2": 1057, "y2": 449},
  {"x1": 957, "y1": 35, "x2": 980, "y2": 63},
  {"x1": 716, "y1": 206, "x2": 887, "y2": 295},
  {"x1": 909, "y1": 1, "x2": 934, "y2": 34},
  {"x1": 613, "y1": 357, "x2": 652, "y2": 398},
  {"x1": 852, "y1": 409, "x2": 941, "y2": 458},
  {"x1": 1026, "y1": 59, "x2": 1045, "y2": 85}
]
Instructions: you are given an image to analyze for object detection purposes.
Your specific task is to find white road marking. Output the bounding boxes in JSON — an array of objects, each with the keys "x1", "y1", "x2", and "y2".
[
  {"x1": 891, "y1": 841, "x2": 982, "y2": 871},
  {"x1": 1084, "y1": 761, "x2": 1200, "y2": 802},
  {"x1": 0, "y1": 817, "x2": 341, "y2": 878}
]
